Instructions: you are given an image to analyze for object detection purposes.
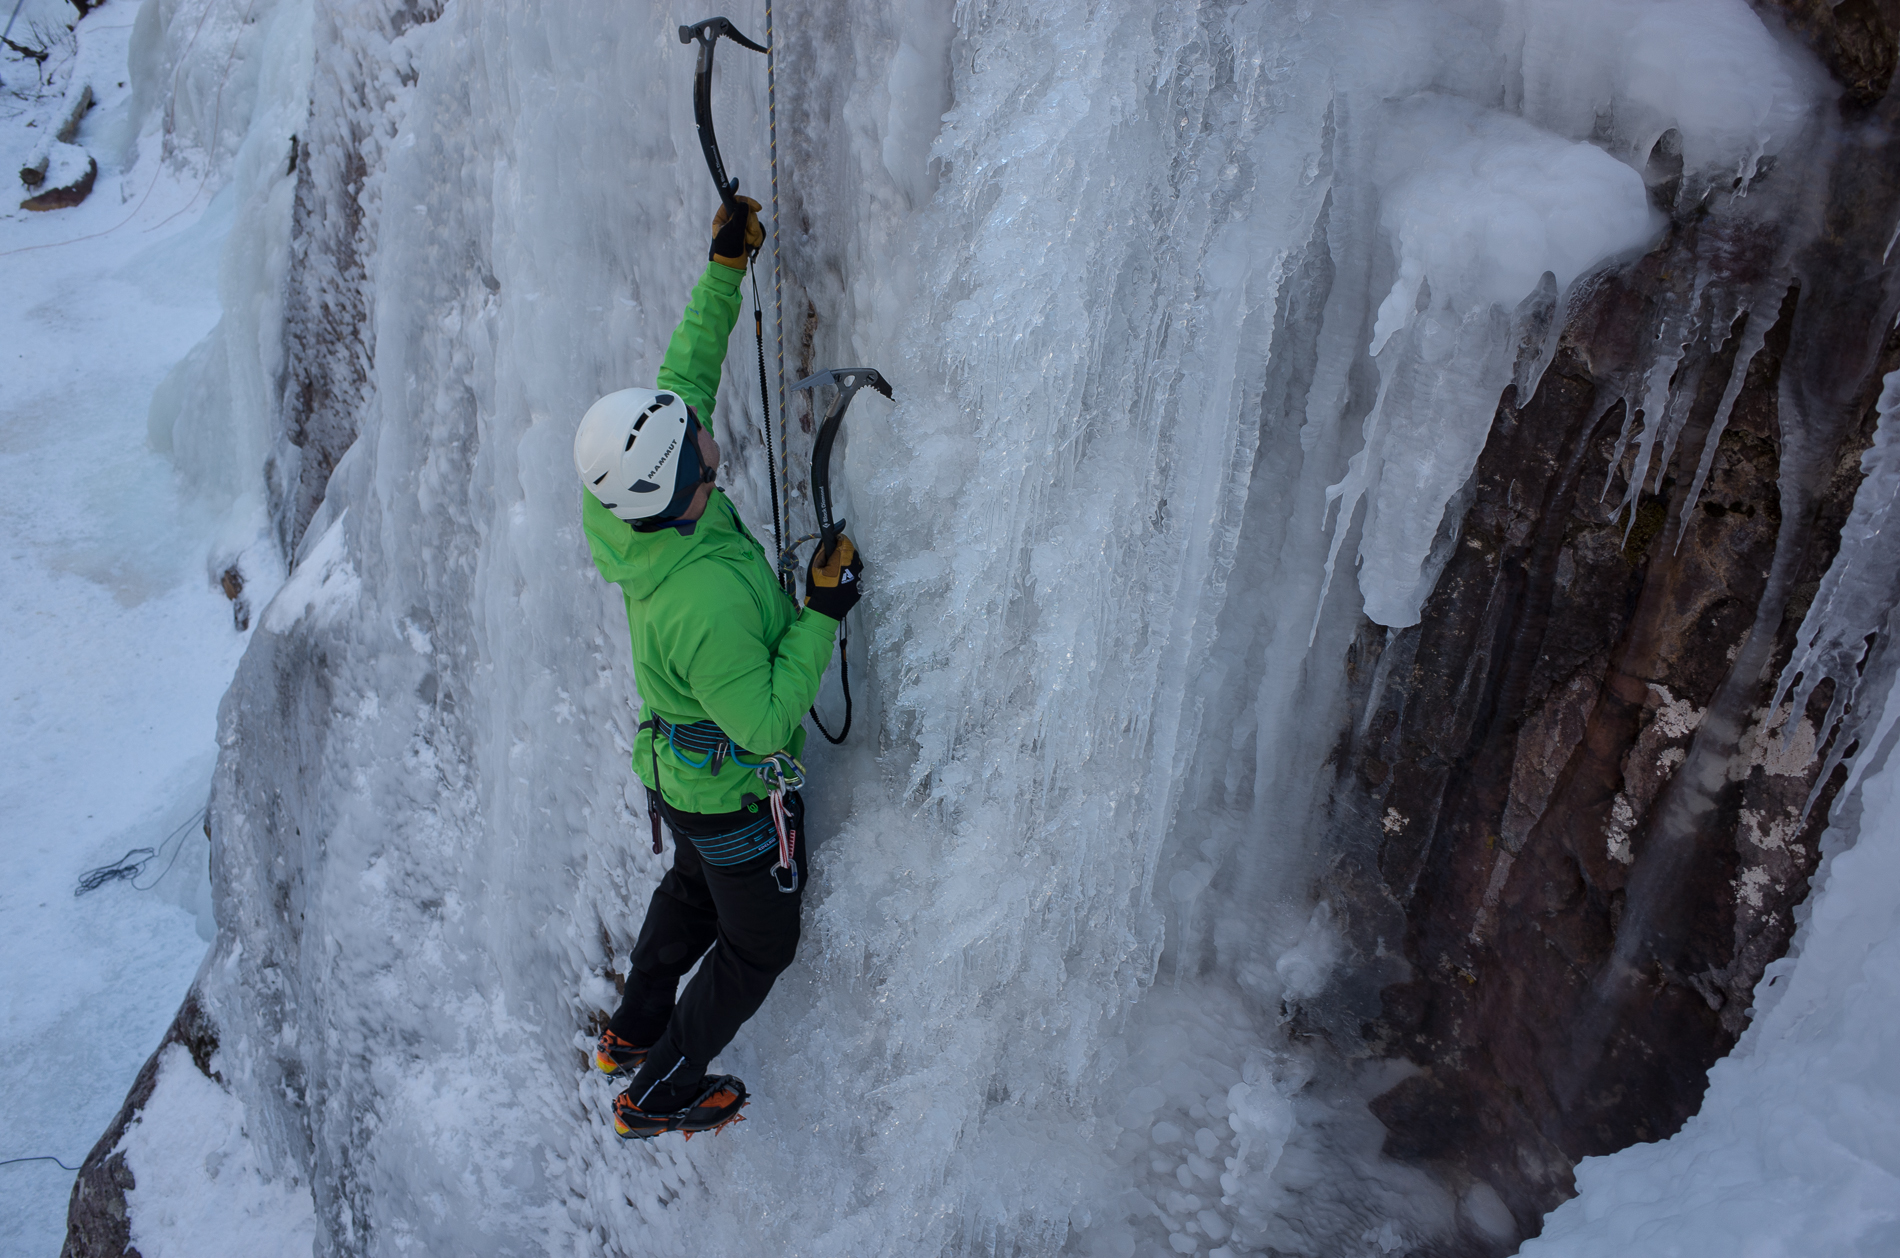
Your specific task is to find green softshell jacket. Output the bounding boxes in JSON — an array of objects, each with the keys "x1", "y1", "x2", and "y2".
[{"x1": 583, "y1": 261, "x2": 840, "y2": 815}]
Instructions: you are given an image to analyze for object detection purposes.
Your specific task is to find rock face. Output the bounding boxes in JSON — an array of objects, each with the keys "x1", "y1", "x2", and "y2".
[
  {"x1": 1305, "y1": 4, "x2": 1900, "y2": 1246},
  {"x1": 269, "y1": 0, "x2": 444, "y2": 558}
]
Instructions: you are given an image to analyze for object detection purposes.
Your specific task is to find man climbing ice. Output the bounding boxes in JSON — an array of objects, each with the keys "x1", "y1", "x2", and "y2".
[{"x1": 573, "y1": 195, "x2": 863, "y2": 1140}]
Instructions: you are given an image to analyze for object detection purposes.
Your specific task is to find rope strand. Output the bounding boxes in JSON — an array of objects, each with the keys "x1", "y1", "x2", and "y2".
[
  {"x1": 765, "y1": 0, "x2": 789, "y2": 544},
  {"x1": 752, "y1": 271, "x2": 783, "y2": 566}
]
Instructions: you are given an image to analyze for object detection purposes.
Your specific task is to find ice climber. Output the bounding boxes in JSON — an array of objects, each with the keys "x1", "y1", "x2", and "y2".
[{"x1": 573, "y1": 196, "x2": 863, "y2": 1140}]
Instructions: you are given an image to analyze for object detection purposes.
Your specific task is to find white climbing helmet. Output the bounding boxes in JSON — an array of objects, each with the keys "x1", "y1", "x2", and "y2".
[{"x1": 574, "y1": 388, "x2": 700, "y2": 522}]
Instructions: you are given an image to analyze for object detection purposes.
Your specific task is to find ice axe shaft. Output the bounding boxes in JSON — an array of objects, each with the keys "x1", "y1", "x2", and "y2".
[
  {"x1": 791, "y1": 368, "x2": 894, "y2": 566},
  {"x1": 678, "y1": 17, "x2": 767, "y2": 214}
]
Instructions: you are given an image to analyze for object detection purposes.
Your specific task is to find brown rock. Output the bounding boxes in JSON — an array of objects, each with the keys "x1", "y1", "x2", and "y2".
[{"x1": 1306, "y1": 8, "x2": 1900, "y2": 1245}]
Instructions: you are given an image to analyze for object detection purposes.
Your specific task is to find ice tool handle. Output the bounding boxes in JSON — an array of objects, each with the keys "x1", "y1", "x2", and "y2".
[
  {"x1": 679, "y1": 18, "x2": 768, "y2": 217},
  {"x1": 792, "y1": 367, "x2": 895, "y2": 567}
]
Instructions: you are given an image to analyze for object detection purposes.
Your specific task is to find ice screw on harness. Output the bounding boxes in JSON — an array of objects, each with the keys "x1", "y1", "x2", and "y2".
[
  {"x1": 785, "y1": 368, "x2": 896, "y2": 745},
  {"x1": 753, "y1": 754, "x2": 805, "y2": 893}
]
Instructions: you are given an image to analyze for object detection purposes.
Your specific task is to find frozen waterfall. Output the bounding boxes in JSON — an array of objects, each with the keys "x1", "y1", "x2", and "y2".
[{"x1": 77, "y1": 0, "x2": 1900, "y2": 1254}]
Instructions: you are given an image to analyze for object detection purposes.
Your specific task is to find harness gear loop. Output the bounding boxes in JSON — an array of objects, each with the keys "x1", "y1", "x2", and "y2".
[{"x1": 754, "y1": 753, "x2": 804, "y2": 893}]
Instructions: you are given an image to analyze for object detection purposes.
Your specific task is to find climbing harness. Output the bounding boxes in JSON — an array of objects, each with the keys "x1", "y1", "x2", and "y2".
[
  {"x1": 648, "y1": 715, "x2": 778, "y2": 775},
  {"x1": 636, "y1": 716, "x2": 803, "y2": 887},
  {"x1": 638, "y1": 714, "x2": 765, "y2": 853},
  {"x1": 785, "y1": 368, "x2": 895, "y2": 744}
]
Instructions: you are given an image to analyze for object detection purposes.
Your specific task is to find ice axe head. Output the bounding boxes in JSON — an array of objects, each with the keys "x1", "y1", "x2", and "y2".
[
  {"x1": 792, "y1": 368, "x2": 895, "y2": 566},
  {"x1": 678, "y1": 17, "x2": 769, "y2": 213},
  {"x1": 678, "y1": 17, "x2": 769, "y2": 55}
]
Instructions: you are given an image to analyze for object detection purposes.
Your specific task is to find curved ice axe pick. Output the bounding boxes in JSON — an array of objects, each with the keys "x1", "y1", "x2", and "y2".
[
  {"x1": 678, "y1": 17, "x2": 768, "y2": 215},
  {"x1": 792, "y1": 367, "x2": 895, "y2": 567}
]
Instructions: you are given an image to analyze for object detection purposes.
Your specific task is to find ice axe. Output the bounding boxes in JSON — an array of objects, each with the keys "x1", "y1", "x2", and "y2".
[
  {"x1": 678, "y1": 17, "x2": 768, "y2": 216},
  {"x1": 784, "y1": 367, "x2": 892, "y2": 748},
  {"x1": 792, "y1": 367, "x2": 895, "y2": 568}
]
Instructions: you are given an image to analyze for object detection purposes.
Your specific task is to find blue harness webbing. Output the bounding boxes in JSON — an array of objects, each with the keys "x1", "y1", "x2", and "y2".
[{"x1": 636, "y1": 716, "x2": 788, "y2": 870}]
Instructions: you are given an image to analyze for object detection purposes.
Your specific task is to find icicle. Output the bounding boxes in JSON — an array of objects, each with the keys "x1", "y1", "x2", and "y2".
[
  {"x1": 1615, "y1": 332, "x2": 1687, "y2": 527},
  {"x1": 1510, "y1": 270, "x2": 1564, "y2": 408},
  {"x1": 1771, "y1": 372, "x2": 1900, "y2": 816},
  {"x1": 1673, "y1": 307, "x2": 1771, "y2": 549},
  {"x1": 1310, "y1": 349, "x2": 1398, "y2": 646}
]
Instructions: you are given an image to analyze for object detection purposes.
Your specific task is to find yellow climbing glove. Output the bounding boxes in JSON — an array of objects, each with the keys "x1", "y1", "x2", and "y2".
[
  {"x1": 805, "y1": 535, "x2": 863, "y2": 621},
  {"x1": 710, "y1": 195, "x2": 764, "y2": 271}
]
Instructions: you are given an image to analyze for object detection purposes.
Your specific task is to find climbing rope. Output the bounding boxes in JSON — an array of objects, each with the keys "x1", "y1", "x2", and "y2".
[
  {"x1": 0, "y1": 1154, "x2": 80, "y2": 1171},
  {"x1": 74, "y1": 807, "x2": 206, "y2": 896},
  {"x1": 752, "y1": 268, "x2": 782, "y2": 564},
  {"x1": 765, "y1": 0, "x2": 788, "y2": 566}
]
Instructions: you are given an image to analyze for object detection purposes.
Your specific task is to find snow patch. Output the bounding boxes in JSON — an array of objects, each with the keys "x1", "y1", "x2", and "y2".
[
  {"x1": 1509, "y1": 0, "x2": 1822, "y2": 184},
  {"x1": 1646, "y1": 683, "x2": 1703, "y2": 740},
  {"x1": 120, "y1": 1044, "x2": 317, "y2": 1258},
  {"x1": 261, "y1": 510, "x2": 359, "y2": 633}
]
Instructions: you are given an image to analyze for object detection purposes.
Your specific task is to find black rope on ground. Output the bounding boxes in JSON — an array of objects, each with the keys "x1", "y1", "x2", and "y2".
[
  {"x1": 74, "y1": 806, "x2": 207, "y2": 897},
  {"x1": 0, "y1": 1155, "x2": 81, "y2": 1171}
]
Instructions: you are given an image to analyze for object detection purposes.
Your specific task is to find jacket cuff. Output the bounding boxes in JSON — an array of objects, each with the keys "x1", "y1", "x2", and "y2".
[{"x1": 702, "y1": 260, "x2": 745, "y2": 290}]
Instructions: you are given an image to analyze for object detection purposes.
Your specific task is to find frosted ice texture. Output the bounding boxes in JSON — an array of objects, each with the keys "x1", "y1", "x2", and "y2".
[
  {"x1": 1333, "y1": 94, "x2": 1660, "y2": 628},
  {"x1": 161, "y1": 0, "x2": 1868, "y2": 1253}
]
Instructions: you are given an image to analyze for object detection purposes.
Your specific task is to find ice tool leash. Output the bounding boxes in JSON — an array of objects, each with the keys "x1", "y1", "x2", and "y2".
[{"x1": 780, "y1": 368, "x2": 895, "y2": 744}]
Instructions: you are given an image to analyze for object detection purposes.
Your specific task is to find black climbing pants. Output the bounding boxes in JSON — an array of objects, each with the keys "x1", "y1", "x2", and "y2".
[{"x1": 610, "y1": 792, "x2": 806, "y2": 1092}]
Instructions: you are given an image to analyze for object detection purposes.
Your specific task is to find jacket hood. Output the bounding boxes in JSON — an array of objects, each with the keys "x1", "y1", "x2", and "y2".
[{"x1": 583, "y1": 487, "x2": 760, "y2": 601}]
